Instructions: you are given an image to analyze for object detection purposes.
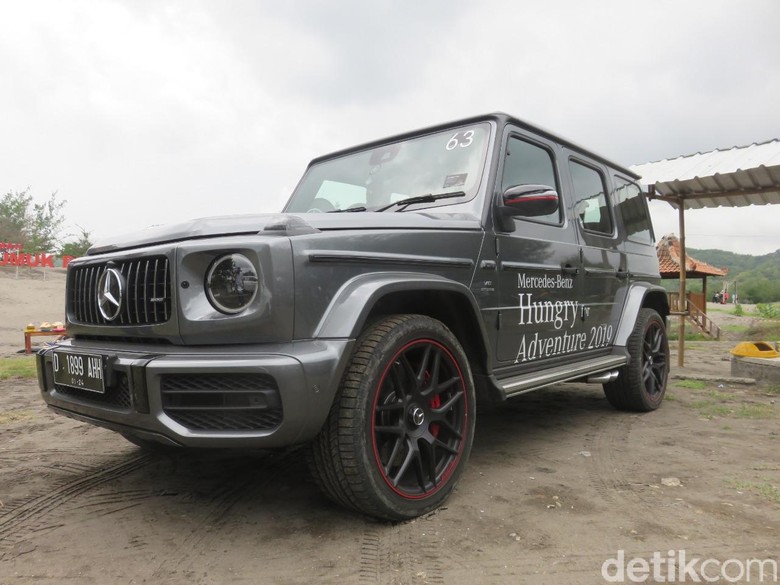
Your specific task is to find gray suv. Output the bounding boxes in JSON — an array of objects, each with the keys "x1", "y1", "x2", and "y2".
[{"x1": 37, "y1": 113, "x2": 669, "y2": 520}]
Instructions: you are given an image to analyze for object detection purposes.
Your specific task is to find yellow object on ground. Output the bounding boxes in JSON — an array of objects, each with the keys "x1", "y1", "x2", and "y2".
[{"x1": 730, "y1": 341, "x2": 780, "y2": 358}]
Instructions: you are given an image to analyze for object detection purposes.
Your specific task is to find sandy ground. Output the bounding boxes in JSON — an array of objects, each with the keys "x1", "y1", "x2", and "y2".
[
  {"x1": 0, "y1": 268, "x2": 67, "y2": 357},
  {"x1": 1, "y1": 271, "x2": 779, "y2": 584}
]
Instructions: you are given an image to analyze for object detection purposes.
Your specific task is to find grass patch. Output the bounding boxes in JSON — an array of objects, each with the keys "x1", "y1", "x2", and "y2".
[
  {"x1": 667, "y1": 331, "x2": 713, "y2": 342},
  {"x1": 0, "y1": 411, "x2": 36, "y2": 424},
  {"x1": 691, "y1": 401, "x2": 733, "y2": 418},
  {"x1": 766, "y1": 385, "x2": 780, "y2": 396},
  {"x1": 729, "y1": 480, "x2": 780, "y2": 506},
  {"x1": 675, "y1": 379, "x2": 708, "y2": 390},
  {"x1": 707, "y1": 389, "x2": 733, "y2": 401},
  {"x1": 0, "y1": 357, "x2": 37, "y2": 381},
  {"x1": 723, "y1": 324, "x2": 750, "y2": 334},
  {"x1": 691, "y1": 400, "x2": 776, "y2": 420},
  {"x1": 747, "y1": 321, "x2": 780, "y2": 342},
  {"x1": 756, "y1": 303, "x2": 780, "y2": 320},
  {"x1": 733, "y1": 404, "x2": 776, "y2": 419}
]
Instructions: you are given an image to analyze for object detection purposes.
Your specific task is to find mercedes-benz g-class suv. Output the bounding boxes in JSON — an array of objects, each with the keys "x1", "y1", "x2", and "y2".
[{"x1": 37, "y1": 113, "x2": 669, "y2": 520}]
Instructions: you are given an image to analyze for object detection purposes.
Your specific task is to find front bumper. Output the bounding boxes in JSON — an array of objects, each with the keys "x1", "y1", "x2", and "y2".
[{"x1": 37, "y1": 338, "x2": 353, "y2": 448}]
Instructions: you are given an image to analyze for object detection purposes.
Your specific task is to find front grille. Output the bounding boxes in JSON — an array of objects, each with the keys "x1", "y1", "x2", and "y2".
[
  {"x1": 52, "y1": 371, "x2": 132, "y2": 410},
  {"x1": 69, "y1": 256, "x2": 172, "y2": 326},
  {"x1": 161, "y1": 373, "x2": 283, "y2": 432}
]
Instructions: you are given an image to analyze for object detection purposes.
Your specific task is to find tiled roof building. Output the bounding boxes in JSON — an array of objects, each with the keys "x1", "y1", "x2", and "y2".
[{"x1": 656, "y1": 234, "x2": 728, "y2": 278}]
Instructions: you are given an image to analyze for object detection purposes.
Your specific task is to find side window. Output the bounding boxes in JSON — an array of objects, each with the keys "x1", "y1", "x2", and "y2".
[
  {"x1": 570, "y1": 160, "x2": 613, "y2": 235},
  {"x1": 501, "y1": 136, "x2": 561, "y2": 225},
  {"x1": 613, "y1": 177, "x2": 653, "y2": 243}
]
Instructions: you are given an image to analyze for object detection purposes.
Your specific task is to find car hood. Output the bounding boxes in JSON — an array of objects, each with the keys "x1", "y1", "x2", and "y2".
[{"x1": 87, "y1": 212, "x2": 482, "y2": 255}]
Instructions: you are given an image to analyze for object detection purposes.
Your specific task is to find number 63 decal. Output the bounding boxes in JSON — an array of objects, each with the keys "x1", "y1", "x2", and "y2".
[{"x1": 446, "y1": 130, "x2": 475, "y2": 150}]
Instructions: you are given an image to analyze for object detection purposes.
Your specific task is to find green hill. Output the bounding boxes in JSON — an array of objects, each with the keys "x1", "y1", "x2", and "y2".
[{"x1": 683, "y1": 247, "x2": 780, "y2": 303}]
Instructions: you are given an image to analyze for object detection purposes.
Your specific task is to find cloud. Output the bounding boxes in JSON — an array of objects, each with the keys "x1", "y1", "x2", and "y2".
[{"x1": 0, "y1": 0, "x2": 778, "y2": 253}]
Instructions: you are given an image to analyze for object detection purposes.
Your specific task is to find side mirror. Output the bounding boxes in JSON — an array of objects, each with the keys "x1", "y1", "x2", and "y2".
[{"x1": 502, "y1": 184, "x2": 559, "y2": 217}]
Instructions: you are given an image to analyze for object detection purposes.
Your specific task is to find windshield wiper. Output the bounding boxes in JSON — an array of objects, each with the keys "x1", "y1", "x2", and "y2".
[
  {"x1": 328, "y1": 206, "x2": 367, "y2": 213},
  {"x1": 375, "y1": 191, "x2": 466, "y2": 212}
]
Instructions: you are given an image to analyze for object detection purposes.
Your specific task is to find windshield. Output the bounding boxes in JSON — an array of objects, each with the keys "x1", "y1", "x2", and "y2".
[{"x1": 284, "y1": 122, "x2": 491, "y2": 213}]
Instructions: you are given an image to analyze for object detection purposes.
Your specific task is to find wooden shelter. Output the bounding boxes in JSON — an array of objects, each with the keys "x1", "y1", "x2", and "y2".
[
  {"x1": 656, "y1": 233, "x2": 728, "y2": 313},
  {"x1": 632, "y1": 139, "x2": 780, "y2": 366}
]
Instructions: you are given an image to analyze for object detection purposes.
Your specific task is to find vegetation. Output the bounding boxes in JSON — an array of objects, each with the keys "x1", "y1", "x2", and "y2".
[
  {"x1": 729, "y1": 480, "x2": 780, "y2": 506},
  {"x1": 59, "y1": 225, "x2": 93, "y2": 257},
  {"x1": 0, "y1": 188, "x2": 66, "y2": 252},
  {"x1": 685, "y1": 247, "x2": 780, "y2": 303},
  {"x1": 0, "y1": 357, "x2": 38, "y2": 381},
  {"x1": 675, "y1": 379, "x2": 708, "y2": 389},
  {"x1": 755, "y1": 303, "x2": 780, "y2": 320},
  {"x1": 667, "y1": 329, "x2": 713, "y2": 342},
  {"x1": 746, "y1": 320, "x2": 780, "y2": 342}
]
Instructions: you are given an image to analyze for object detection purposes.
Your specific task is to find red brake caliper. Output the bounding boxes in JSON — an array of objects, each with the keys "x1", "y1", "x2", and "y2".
[{"x1": 430, "y1": 394, "x2": 441, "y2": 438}]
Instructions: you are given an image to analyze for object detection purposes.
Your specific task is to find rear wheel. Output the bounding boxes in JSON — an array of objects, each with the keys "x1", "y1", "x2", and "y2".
[
  {"x1": 604, "y1": 308, "x2": 669, "y2": 411},
  {"x1": 309, "y1": 315, "x2": 476, "y2": 520}
]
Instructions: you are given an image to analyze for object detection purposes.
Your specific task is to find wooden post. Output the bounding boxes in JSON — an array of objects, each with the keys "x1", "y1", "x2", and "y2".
[
  {"x1": 677, "y1": 199, "x2": 686, "y2": 367},
  {"x1": 702, "y1": 276, "x2": 707, "y2": 315}
]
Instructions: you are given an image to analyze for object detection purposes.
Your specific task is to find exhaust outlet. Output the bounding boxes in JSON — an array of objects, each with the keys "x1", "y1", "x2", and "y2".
[{"x1": 586, "y1": 370, "x2": 620, "y2": 384}]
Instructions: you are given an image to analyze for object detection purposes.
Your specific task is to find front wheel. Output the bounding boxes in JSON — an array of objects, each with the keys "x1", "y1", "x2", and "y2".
[
  {"x1": 309, "y1": 315, "x2": 476, "y2": 520},
  {"x1": 604, "y1": 308, "x2": 669, "y2": 411}
]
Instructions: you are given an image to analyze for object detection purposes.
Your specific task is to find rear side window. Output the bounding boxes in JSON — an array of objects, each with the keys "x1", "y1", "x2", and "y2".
[
  {"x1": 613, "y1": 177, "x2": 654, "y2": 244},
  {"x1": 501, "y1": 136, "x2": 561, "y2": 225},
  {"x1": 570, "y1": 160, "x2": 613, "y2": 235}
]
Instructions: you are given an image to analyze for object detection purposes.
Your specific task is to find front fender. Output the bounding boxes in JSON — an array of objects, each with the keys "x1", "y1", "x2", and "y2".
[{"x1": 313, "y1": 272, "x2": 487, "y2": 341}]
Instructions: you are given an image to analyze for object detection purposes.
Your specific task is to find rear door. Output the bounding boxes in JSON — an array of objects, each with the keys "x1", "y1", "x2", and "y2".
[{"x1": 563, "y1": 153, "x2": 626, "y2": 350}]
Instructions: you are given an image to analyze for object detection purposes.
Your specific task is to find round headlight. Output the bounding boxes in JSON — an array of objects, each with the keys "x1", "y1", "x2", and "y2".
[{"x1": 205, "y1": 254, "x2": 259, "y2": 314}]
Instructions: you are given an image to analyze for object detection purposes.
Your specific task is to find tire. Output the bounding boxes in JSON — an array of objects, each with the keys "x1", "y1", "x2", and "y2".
[
  {"x1": 308, "y1": 315, "x2": 476, "y2": 521},
  {"x1": 604, "y1": 308, "x2": 669, "y2": 412}
]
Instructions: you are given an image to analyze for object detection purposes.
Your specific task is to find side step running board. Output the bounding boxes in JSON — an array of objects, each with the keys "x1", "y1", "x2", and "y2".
[{"x1": 496, "y1": 355, "x2": 627, "y2": 399}]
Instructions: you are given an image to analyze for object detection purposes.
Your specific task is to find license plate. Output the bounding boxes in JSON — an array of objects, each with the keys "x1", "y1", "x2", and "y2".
[{"x1": 53, "y1": 351, "x2": 106, "y2": 394}]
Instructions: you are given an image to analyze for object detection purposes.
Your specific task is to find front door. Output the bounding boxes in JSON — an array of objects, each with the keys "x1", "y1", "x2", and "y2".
[{"x1": 494, "y1": 131, "x2": 584, "y2": 366}]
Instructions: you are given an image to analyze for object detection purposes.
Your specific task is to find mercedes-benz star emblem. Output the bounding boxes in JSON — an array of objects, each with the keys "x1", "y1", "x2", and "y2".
[{"x1": 97, "y1": 268, "x2": 125, "y2": 321}]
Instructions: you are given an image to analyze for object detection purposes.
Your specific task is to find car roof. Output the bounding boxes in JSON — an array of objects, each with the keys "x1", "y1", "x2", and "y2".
[{"x1": 308, "y1": 112, "x2": 640, "y2": 180}]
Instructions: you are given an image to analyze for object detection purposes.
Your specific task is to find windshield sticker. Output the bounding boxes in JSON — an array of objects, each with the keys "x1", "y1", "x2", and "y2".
[
  {"x1": 443, "y1": 173, "x2": 467, "y2": 188},
  {"x1": 445, "y1": 130, "x2": 476, "y2": 150}
]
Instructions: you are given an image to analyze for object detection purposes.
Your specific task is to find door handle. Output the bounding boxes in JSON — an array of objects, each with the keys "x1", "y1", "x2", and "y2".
[
  {"x1": 561, "y1": 264, "x2": 579, "y2": 276},
  {"x1": 616, "y1": 269, "x2": 629, "y2": 280}
]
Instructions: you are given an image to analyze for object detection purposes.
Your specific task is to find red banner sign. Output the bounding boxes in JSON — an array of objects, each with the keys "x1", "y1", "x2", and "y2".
[{"x1": 0, "y1": 252, "x2": 75, "y2": 269}]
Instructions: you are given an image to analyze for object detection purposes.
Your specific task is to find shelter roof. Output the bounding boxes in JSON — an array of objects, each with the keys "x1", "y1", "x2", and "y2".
[
  {"x1": 656, "y1": 234, "x2": 728, "y2": 278},
  {"x1": 632, "y1": 139, "x2": 780, "y2": 210}
]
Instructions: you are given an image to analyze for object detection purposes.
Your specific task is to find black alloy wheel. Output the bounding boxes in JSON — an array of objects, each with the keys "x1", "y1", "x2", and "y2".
[
  {"x1": 604, "y1": 308, "x2": 669, "y2": 412},
  {"x1": 308, "y1": 315, "x2": 476, "y2": 520},
  {"x1": 371, "y1": 338, "x2": 467, "y2": 499}
]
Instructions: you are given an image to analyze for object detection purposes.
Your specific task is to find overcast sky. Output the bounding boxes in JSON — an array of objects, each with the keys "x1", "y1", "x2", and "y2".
[{"x1": 2, "y1": 0, "x2": 779, "y2": 255}]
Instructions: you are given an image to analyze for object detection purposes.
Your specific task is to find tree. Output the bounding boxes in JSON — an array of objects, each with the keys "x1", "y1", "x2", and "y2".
[
  {"x1": 0, "y1": 188, "x2": 67, "y2": 252},
  {"x1": 60, "y1": 225, "x2": 93, "y2": 258},
  {"x1": 0, "y1": 189, "x2": 31, "y2": 245}
]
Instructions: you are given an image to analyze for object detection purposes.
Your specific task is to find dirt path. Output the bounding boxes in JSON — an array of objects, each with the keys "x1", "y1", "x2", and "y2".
[
  {"x1": 2, "y1": 273, "x2": 779, "y2": 583},
  {"x1": 1, "y1": 360, "x2": 778, "y2": 584},
  {"x1": 0, "y1": 269, "x2": 67, "y2": 357}
]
